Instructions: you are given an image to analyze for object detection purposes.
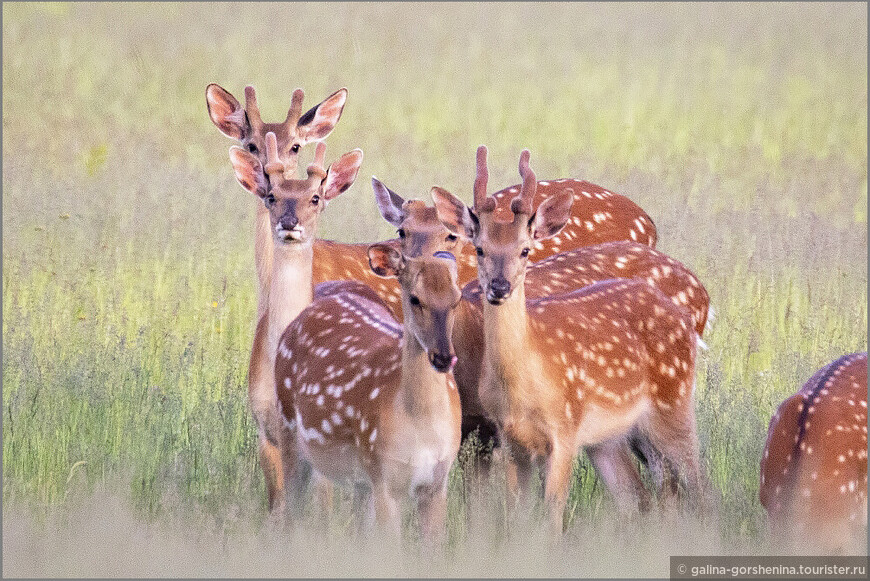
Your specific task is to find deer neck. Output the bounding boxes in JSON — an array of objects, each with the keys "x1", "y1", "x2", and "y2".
[
  {"x1": 398, "y1": 332, "x2": 450, "y2": 418},
  {"x1": 254, "y1": 203, "x2": 274, "y2": 319},
  {"x1": 481, "y1": 281, "x2": 532, "y2": 388},
  {"x1": 267, "y1": 240, "x2": 314, "y2": 358}
]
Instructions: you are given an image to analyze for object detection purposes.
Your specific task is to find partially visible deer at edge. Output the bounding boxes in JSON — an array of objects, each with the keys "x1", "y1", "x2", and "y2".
[{"x1": 760, "y1": 352, "x2": 868, "y2": 554}]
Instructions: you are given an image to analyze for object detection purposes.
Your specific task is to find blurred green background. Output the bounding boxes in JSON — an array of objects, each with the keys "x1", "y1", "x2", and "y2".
[{"x1": 2, "y1": 2, "x2": 867, "y2": 575}]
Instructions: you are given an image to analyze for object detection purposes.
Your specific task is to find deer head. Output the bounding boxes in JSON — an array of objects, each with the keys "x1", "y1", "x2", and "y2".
[
  {"x1": 368, "y1": 245, "x2": 461, "y2": 372},
  {"x1": 432, "y1": 146, "x2": 574, "y2": 304},
  {"x1": 229, "y1": 132, "x2": 363, "y2": 245},
  {"x1": 207, "y1": 84, "x2": 347, "y2": 176},
  {"x1": 371, "y1": 177, "x2": 463, "y2": 258}
]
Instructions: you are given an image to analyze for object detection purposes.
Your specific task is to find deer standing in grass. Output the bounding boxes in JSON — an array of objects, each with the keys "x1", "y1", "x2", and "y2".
[
  {"x1": 432, "y1": 146, "x2": 704, "y2": 531},
  {"x1": 229, "y1": 132, "x2": 363, "y2": 514},
  {"x1": 273, "y1": 248, "x2": 463, "y2": 540},
  {"x1": 373, "y1": 178, "x2": 710, "y2": 501},
  {"x1": 760, "y1": 352, "x2": 868, "y2": 554}
]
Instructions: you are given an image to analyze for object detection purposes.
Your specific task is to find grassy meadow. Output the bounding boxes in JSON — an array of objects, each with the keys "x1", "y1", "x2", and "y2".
[{"x1": 2, "y1": 2, "x2": 867, "y2": 577}]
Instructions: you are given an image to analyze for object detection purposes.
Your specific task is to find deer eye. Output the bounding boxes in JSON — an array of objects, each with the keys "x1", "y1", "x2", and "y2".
[
  {"x1": 264, "y1": 194, "x2": 276, "y2": 207},
  {"x1": 520, "y1": 247, "x2": 530, "y2": 258},
  {"x1": 475, "y1": 247, "x2": 484, "y2": 257},
  {"x1": 247, "y1": 143, "x2": 259, "y2": 154},
  {"x1": 290, "y1": 144, "x2": 300, "y2": 153},
  {"x1": 409, "y1": 295, "x2": 421, "y2": 306},
  {"x1": 397, "y1": 228, "x2": 406, "y2": 239},
  {"x1": 446, "y1": 233, "x2": 458, "y2": 242},
  {"x1": 311, "y1": 194, "x2": 320, "y2": 205}
]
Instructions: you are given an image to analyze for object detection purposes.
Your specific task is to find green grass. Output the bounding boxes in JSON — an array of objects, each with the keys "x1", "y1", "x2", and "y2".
[{"x1": 2, "y1": 2, "x2": 867, "y2": 576}]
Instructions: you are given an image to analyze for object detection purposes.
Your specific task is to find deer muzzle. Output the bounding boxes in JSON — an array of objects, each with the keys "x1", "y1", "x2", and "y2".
[
  {"x1": 429, "y1": 352, "x2": 458, "y2": 373},
  {"x1": 487, "y1": 277, "x2": 512, "y2": 304}
]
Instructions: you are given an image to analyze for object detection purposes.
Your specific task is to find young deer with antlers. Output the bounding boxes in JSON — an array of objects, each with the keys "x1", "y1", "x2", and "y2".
[
  {"x1": 760, "y1": 352, "x2": 868, "y2": 554},
  {"x1": 372, "y1": 178, "x2": 710, "y2": 500},
  {"x1": 209, "y1": 85, "x2": 659, "y2": 325},
  {"x1": 207, "y1": 84, "x2": 404, "y2": 318},
  {"x1": 273, "y1": 249, "x2": 463, "y2": 540},
  {"x1": 432, "y1": 146, "x2": 704, "y2": 531},
  {"x1": 229, "y1": 132, "x2": 363, "y2": 513},
  {"x1": 372, "y1": 167, "x2": 658, "y2": 293}
]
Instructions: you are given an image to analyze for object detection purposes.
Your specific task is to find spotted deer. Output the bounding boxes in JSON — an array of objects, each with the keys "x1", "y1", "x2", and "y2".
[
  {"x1": 432, "y1": 146, "x2": 704, "y2": 531},
  {"x1": 372, "y1": 179, "x2": 710, "y2": 496},
  {"x1": 207, "y1": 84, "x2": 404, "y2": 319},
  {"x1": 273, "y1": 249, "x2": 463, "y2": 541},
  {"x1": 229, "y1": 132, "x2": 363, "y2": 513},
  {"x1": 372, "y1": 168, "x2": 657, "y2": 291},
  {"x1": 760, "y1": 352, "x2": 868, "y2": 554}
]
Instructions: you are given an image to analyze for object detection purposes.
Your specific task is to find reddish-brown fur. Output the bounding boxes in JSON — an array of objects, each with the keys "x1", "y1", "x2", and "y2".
[
  {"x1": 274, "y1": 253, "x2": 463, "y2": 540},
  {"x1": 372, "y1": 165, "x2": 658, "y2": 316},
  {"x1": 228, "y1": 133, "x2": 363, "y2": 514},
  {"x1": 433, "y1": 147, "x2": 703, "y2": 530},
  {"x1": 760, "y1": 352, "x2": 868, "y2": 554},
  {"x1": 371, "y1": 184, "x2": 709, "y2": 465}
]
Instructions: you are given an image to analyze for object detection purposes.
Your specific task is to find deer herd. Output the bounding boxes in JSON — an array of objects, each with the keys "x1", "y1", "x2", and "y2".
[{"x1": 206, "y1": 84, "x2": 867, "y2": 550}]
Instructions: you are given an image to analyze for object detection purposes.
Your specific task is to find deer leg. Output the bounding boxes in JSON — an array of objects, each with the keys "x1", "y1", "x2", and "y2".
[
  {"x1": 629, "y1": 428, "x2": 666, "y2": 496},
  {"x1": 373, "y1": 482, "x2": 402, "y2": 540},
  {"x1": 543, "y1": 443, "x2": 574, "y2": 534},
  {"x1": 313, "y1": 476, "x2": 335, "y2": 521},
  {"x1": 587, "y1": 439, "x2": 652, "y2": 515},
  {"x1": 259, "y1": 434, "x2": 285, "y2": 515},
  {"x1": 504, "y1": 442, "x2": 535, "y2": 513},
  {"x1": 646, "y1": 403, "x2": 705, "y2": 511},
  {"x1": 352, "y1": 483, "x2": 375, "y2": 535},
  {"x1": 417, "y1": 484, "x2": 449, "y2": 547},
  {"x1": 277, "y1": 421, "x2": 312, "y2": 523},
  {"x1": 249, "y1": 314, "x2": 286, "y2": 514}
]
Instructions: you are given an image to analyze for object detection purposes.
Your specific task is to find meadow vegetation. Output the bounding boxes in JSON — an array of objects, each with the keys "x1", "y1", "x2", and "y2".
[{"x1": 2, "y1": 2, "x2": 867, "y2": 576}]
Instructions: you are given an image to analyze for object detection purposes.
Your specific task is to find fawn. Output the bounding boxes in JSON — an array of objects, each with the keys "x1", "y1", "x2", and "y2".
[{"x1": 273, "y1": 248, "x2": 463, "y2": 540}]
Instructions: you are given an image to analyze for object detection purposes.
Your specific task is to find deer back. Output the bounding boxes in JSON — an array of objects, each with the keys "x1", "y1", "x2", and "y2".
[
  {"x1": 760, "y1": 352, "x2": 868, "y2": 549},
  {"x1": 275, "y1": 289, "x2": 404, "y2": 480}
]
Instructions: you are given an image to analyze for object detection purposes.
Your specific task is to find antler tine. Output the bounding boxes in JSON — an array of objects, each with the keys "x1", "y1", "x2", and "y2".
[
  {"x1": 244, "y1": 85, "x2": 263, "y2": 128},
  {"x1": 306, "y1": 141, "x2": 328, "y2": 180},
  {"x1": 473, "y1": 145, "x2": 496, "y2": 213},
  {"x1": 285, "y1": 88, "x2": 305, "y2": 126},
  {"x1": 511, "y1": 149, "x2": 536, "y2": 216},
  {"x1": 263, "y1": 132, "x2": 285, "y2": 180}
]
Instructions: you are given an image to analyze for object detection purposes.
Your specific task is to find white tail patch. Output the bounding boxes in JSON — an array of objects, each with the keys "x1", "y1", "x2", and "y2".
[{"x1": 704, "y1": 305, "x2": 716, "y2": 335}]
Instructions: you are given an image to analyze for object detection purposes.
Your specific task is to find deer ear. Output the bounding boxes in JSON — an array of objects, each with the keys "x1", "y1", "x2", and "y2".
[
  {"x1": 206, "y1": 84, "x2": 249, "y2": 140},
  {"x1": 372, "y1": 177, "x2": 406, "y2": 227},
  {"x1": 530, "y1": 189, "x2": 574, "y2": 240},
  {"x1": 431, "y1": 186, "x2": 478, "y2": 240},
  {"x1": 322, "y1": 149, "x2": 363, "y2": 201},
  {"x1": 368, "y1": 243, "x2": 404, "y2": 278},
  {"x1": 229, "y1": 146, "x2": 268, "y2": 198},
  {"x1": 295, "y1": 88, "x2": 347, "y2": 144}
]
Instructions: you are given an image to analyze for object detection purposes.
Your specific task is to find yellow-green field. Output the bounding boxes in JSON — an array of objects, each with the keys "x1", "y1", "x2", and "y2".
[{"x1": 2, "y1": 2, "x2": 867, "y2": 577}]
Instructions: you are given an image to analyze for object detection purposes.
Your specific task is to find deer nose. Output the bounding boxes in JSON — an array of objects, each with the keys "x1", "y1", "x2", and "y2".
[
  {"x1": 429, "y1": 352, "x2": 457, "y2": 373},
  {"x1": 489, "y1": 277, "x2": 511, "y2": 301},
  {"x1": 279, "y1": 215, "x2": 299, "y2": 231}
]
